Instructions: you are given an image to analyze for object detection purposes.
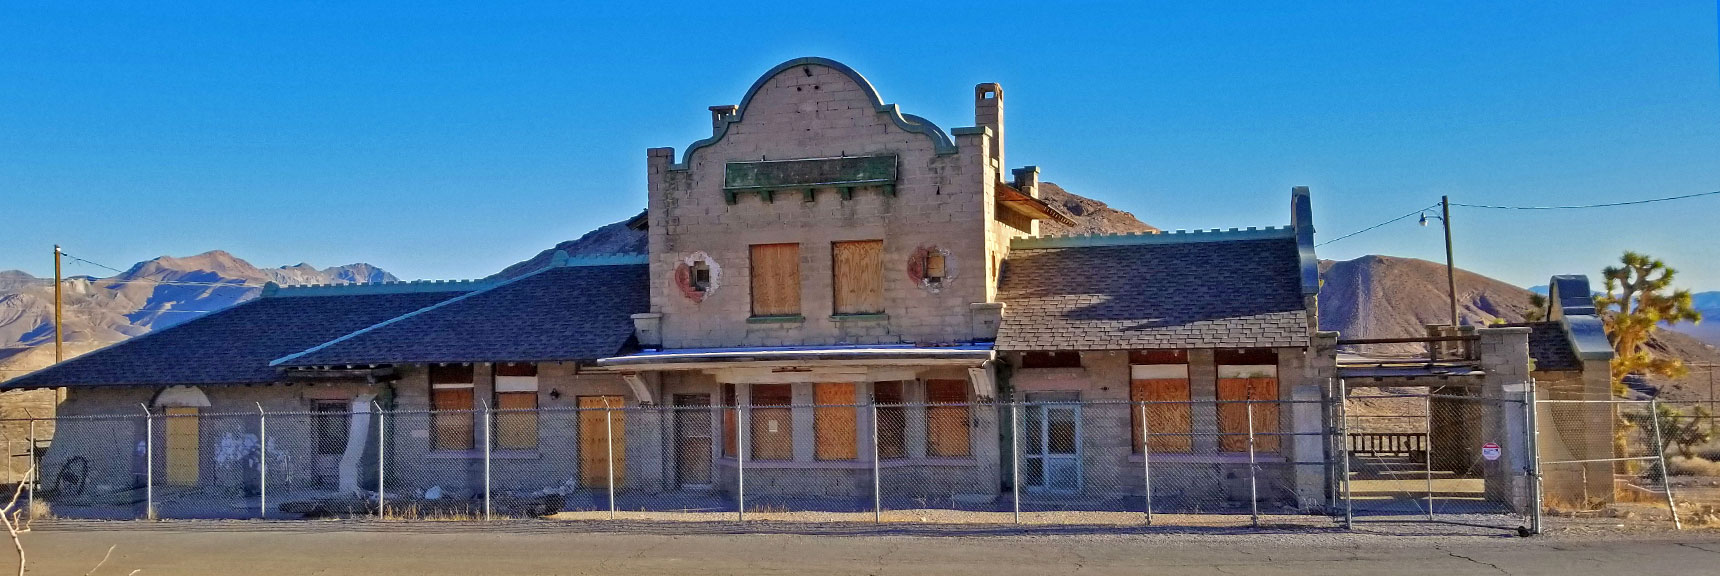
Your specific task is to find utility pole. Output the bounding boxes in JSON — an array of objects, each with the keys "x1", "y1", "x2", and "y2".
[
  {"x1": 1442, "y1": 196, "x2": 1457, "y2": 327},
  {"x1": 53, "y1": 245, "x2": 63, "y2": 364},
  {"x1": 1419, "y1": 197, "x2": 1460, "y2": 328}
]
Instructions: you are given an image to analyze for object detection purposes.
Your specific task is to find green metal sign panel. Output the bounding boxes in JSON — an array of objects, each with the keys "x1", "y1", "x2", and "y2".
[{"x1": 723, "y1": 155, "x2": 898, "y2": 204}]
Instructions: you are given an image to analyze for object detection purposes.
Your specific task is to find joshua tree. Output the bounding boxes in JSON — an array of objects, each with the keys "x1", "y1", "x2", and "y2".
[
  {"x1": 1596, "y1": 252, "x2": 1703, "y2": 396},
  {"x1": 1523, "y1": 293, "x2": 1547, "y2": 322}
]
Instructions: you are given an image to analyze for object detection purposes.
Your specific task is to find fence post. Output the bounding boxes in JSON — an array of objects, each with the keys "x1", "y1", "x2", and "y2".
[
  {"x1": 256, "y1": 403, "x2": 267, "y2": 519},
  {"x1": 374, "y1": 401, "x2": 385, "y2": 519},
  {"x1": 1424, "y1": 393, "x2": 1434, "y2": 521},
  {"x1": 1338, "y1": 379, "x2": 1352, "y2": 530},
  {"x1": 1011, "y1": 401, "x2": 1021, "y2": 524},
  {"x1": 1524, "y1": 379, "x2": 1542, "y2": 535},
  {"x1": 25, "y1": 419, "x2": 35, "y2": 518},
  {"x1": 483, "y1": 400, "x2": 492, "y2": 522},
  {"x1": 1647, "y1": 398, "x2": 1682, "y2": 530},
  {"x1": 1246, "y1": 400, "x2": 1259, "y2": 528},
  {"x1": 605, "y1": 401, "x2": 616, "y2": 520},
  {"x1": 1139, "y1": 402, "x2": 1152, "y2": 525},
  {"x1": 139, "y1": 403, "x2": 153, "y2": 520},
  {"x1": 871, "y1": 401, "x2": 881, "y2": 523},
  {"x1": 737, "y1": 404, "x2": 747, "y2": 522}
]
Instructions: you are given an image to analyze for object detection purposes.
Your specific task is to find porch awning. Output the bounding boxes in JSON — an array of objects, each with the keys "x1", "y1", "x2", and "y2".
[{"x1": 596, "y1": 343, "x2": 994, "y2": 371}]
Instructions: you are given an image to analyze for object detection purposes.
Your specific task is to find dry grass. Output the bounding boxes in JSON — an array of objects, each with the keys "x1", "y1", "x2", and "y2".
[{"x1": 1668, "y1": 456, "x2": 1720, "y2": 477}]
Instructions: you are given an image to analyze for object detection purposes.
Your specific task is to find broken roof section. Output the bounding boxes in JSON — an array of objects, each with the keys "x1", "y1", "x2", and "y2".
[
  {"x1": 3, "y1": 283, "x2": 474, "y2": 390},
  {"x1": 274, "y1": 254, "x2": 650, "y2": 368},
  {"x1": 995, "y1": 229, "x2": 1311, "y2": 351}
]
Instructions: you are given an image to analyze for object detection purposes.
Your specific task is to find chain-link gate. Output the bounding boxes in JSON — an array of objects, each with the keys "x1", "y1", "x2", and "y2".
[{"x1": 1338, "y1": 382, "x2": 1537, "y2": 532}]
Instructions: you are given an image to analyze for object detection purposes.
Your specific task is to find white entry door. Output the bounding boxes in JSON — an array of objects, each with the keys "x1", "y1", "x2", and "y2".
[{"x1": 1023, "y1": 393, "x2": 1081, "y2": 492}]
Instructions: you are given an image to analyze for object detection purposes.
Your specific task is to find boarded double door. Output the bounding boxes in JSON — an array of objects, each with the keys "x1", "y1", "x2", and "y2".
[{"x1": 578, "y1": 396, "x2": 626, "y2": 487}]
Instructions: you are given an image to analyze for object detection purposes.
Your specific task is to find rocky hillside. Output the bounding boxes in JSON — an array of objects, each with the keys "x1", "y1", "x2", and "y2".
[
  {"x1": 0, "y1": 251, "x2": 396, "y2": 380},
  {"x1": 1319, "y1": 254, "x2": 1720, "y2": 398},
  {"x1": 1034, "y1": 182, "x2": 1160, "y2": 236}
]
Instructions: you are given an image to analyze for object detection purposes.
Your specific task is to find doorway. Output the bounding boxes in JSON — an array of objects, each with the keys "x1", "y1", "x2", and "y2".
[
  {"x1": 312, "y1": 399, "x2": 350, "y2": 486},
  {"x1": 164, "y1": 407, "x2": 199, "y2": 486},
  {"x1": 1022, "y1": 392, "x2": 1080, "y2": 493},
  {"x1": 578, "y1": 396, "x2": 626, "y2": 488},
  {"x1": 674, "y1": 394, "x2": 712, "y2": 488}
]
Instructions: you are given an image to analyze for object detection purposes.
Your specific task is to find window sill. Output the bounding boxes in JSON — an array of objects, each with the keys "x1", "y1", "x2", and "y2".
[
  {"x1": 425, "y1": 450, "x2": 542, "y2": 460},
  {"x1": 830, "y1": 313, "x2": 888, "y2": 322},
  {"x1": 714, "y1": 456, "x2": 977, "y2": 469},
  {"x1": 1127, "y1": 453, "x2": 1285, "y2": 464},
  {"x1": 747, "y1": 315, "x2": 806, "y2": 325}
]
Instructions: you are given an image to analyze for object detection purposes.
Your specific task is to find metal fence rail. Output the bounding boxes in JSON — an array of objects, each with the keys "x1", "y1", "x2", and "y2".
[{"x1": 2, "y1": 394, "x2": 1549, "y2": 532}]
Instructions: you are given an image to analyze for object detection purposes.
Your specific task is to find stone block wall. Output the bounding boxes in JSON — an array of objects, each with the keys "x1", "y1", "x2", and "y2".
[{"x1": 647, "y1": 61, "x2": 1008, "y2": 349}]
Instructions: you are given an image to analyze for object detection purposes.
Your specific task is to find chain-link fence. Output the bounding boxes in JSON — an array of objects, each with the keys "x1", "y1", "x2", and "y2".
[
  {"x1": 1535, "y1": 398, "x2": 1718, "y2": 528},
  {"x1": 4, "y1": 395, "x2": 1548, "y2": 530}
]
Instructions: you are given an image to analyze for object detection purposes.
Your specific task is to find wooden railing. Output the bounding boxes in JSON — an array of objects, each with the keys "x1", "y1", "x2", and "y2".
[{"x1": 1348, "y1": 432, "x2": 1428, "y2": 461}]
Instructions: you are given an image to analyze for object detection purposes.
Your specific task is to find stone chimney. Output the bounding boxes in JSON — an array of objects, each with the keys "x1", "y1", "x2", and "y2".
[
  {"x1": 1011, "y1": 165, "x2": 1040, "y2": 199},
  {"x1": 974, "y1": 83, "x2": 1003, "y2": 173},
  {"x1": 709, "y1": 105, "x2": 738, "y2": 135}
]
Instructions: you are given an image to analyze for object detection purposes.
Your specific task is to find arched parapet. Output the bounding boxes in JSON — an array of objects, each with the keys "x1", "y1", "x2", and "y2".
[{"x1": 670, "y1": 57, "x2": 958, "y2": 171}]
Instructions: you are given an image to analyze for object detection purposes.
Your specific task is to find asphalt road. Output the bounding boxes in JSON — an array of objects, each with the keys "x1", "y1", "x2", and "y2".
[{"x1": 14, "y1": 521, "x2": 1720, "y2": 575}]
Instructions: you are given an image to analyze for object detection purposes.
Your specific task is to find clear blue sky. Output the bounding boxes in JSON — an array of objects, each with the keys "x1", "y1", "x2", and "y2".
[{"x1": 4, "y1": 2, "x2": 1718, "y2": 289}]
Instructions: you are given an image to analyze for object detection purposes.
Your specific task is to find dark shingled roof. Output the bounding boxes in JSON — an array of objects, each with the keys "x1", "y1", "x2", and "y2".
[
  {"x1": 996, "y1": 237, "x2": 1310, "y2": 350},
  {"x1": 3, "y1": 289, "x2": 468, "y2": 389},
  {"x1": 1503, "y1": 321, "x2": 1583, "y2": 372},
  {"x1": 275, "y1": 263, "x2": 649, "y2": 366}
]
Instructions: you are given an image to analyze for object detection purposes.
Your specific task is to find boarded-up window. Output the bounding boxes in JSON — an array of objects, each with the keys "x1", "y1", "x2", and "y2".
[
  {"x1": 1216, "y1": 352, "x2": 1280, "y2": 453},
  {"x1": 750, "y1": 384, "x2": 794, "y2": 461},
  {"x1": 926, "y1": 379, "x2": 970, "y2": 457},
  {"x1": 1129, "y1": 362, "x2": 1192, "y2": 454},
  {"x1": 722, "y1": 384, "x2": 738, "y2": 457},
  {"x1": 814, "y1": 382, "x2": 857, "y2": 460},
  {"x1": 750, "y1": 243, "x2": 801, "y2": 317},
  {"x1": 430, "y1": 364, "x2": 475, "y2": 451},
  {"x1": 872, "y1": 381, "x2": 907, "y2": 459},
  {"x1": 1021, "y1": 351, "x2": 1082, "y2": 368},
  {"x1": 832, "y1": 240, "x2": 883, "y2": 315},
  {"x1": 493, "y1": 363, "x2": 538, "y2": 450}
]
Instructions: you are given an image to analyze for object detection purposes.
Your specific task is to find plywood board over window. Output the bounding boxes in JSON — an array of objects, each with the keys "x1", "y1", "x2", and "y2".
[
  {"x1": 1216, "y1": 360, "x2": 1280, "y2": 453},
  {"x1": 1130, "y1": 363, "x2": 1192, "y2": 454},
  {"x1": 493, "y1": 363, "x2": 538, "y2": 450},
  {"x1": 814, "y1": 383, "x2": 858, "y2": 460},
  {"x1": 832, "y1": 240, "x2": 883, "y2": 315},
  {"x1": 750, "y1": 243, "x2": 801, "y2": 317}
]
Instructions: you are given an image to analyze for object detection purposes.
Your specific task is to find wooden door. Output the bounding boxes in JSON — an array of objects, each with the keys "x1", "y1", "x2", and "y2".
[
  {"x1": 814, "y1": 383, "x2": 857, "y2": 460},
  {"x1": 674, "y1": 394, "x2": 712, "y2": 486},
  {"x1": 1131, "y1": 379, "x2": 1192, "y2": 453},
  {"x1": 925, "y1": 379, "x2": 970, "y2": 457},
  {"x1": 164, "y1": 407, "x2": 199, "y2": 485},
  {"x1": 578, "y1": 396, "x2": 626, "y2": 487}
]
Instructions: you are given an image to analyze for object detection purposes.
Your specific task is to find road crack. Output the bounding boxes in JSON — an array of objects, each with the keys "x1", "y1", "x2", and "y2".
[{"x1": 1446, "y1": 551, "x2": 1509, "y2": 575}]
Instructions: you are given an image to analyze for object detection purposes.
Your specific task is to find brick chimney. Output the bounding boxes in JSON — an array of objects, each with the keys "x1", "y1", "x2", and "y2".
[
  {"x1": 974, "y1": 83, "x2": 1003, "y2": 173},
  {"x1": 709, "y1": 105, "x2": 738, "y2": 135}
]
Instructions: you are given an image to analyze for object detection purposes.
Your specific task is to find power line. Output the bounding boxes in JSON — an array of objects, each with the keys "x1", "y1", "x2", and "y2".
[
  {"x1": 55, "y1": 250, "x2": 263, "y2": 288},
  {"x1": 1451, "y1": 189, "x2": 1720, "y2": 210},
  {"x1": 1316, "y1": 203, "x2": 1440, "y2": 248}
]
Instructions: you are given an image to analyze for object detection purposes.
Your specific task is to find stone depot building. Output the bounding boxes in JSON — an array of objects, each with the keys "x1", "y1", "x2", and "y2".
[{"x1": 7, "y1": 58, "x2": 1595, "y2": 518}]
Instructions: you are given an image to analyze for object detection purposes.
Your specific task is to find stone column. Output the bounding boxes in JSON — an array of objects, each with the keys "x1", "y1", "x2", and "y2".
[
  {"x1": 1187, "y1": 349, "x2": 1219, "y2": 454},
  {"x1": 1477, "y1": 326, "x2": 1533, "y2": 510}
]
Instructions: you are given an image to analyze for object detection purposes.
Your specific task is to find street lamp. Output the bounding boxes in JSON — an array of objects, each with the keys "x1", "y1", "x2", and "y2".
[{"x1": 1419, "y1": 196, "x2": 1459, "y2": 328}]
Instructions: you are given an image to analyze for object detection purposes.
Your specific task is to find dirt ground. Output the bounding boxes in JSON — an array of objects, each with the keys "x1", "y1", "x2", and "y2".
[{"x1": 10, "y1": 519, "x2": 1719, "y2": 575}]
